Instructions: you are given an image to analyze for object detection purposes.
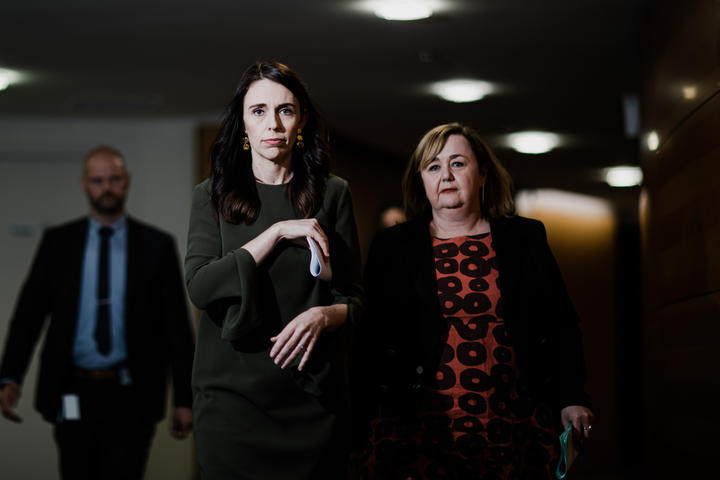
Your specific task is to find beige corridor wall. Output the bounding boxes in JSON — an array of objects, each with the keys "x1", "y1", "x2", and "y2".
[{"x1": 642, "y1": 0, "x2": 720, "y2": 477}]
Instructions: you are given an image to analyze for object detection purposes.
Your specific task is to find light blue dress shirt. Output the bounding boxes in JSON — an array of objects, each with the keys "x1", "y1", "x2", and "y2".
[{"x1": 72, "y1": 217, "x2": 128, "y2": 369}]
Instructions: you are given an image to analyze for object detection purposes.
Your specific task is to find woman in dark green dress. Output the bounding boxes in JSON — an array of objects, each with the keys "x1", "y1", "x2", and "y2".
[{"x1": 185, "y1": 61, "x2": 363, "y2": 479}]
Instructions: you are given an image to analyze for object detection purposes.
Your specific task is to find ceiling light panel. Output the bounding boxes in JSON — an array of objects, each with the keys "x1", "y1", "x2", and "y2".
[
  {"x1": 506, "y1": 131, "x2": 560, "y2": 154},
  {"x1": 430, "y1": 79, "x2": 493, "y2": 103},
  {"x1": 0, "y1": 68, "x2": 22, "y2": 91},
  {"x1": 352, "y1": 1, "x2": 451, "y2": 21},
  {"x1": 605, "y1": 166, "x2": 643, "y2": 187},
  {"x1": 375, "y1": 0, "x2": 433, "y2": 20}
]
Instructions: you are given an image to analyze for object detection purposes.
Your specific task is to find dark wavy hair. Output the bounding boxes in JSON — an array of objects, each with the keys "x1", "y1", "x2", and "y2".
[
  {"x1": 402, "y1": 122, "x2": 515, "y2": 221},
  {"x1": 211, "y1": 61, "x2": 330, "y2": 224}
]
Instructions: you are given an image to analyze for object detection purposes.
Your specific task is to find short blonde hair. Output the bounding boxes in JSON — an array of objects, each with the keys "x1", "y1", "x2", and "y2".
[{"x1": 402, "y1": 122, "x2": 515, "y2": 220}]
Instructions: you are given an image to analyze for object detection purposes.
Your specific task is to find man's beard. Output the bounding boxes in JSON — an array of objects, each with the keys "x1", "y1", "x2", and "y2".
[{"x1": 88, "y1": 191, "x2": 126, "y2": 215}]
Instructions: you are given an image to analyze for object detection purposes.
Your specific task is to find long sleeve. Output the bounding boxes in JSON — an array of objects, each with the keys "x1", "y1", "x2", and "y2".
[
  {"x1": 0, "y1": 233, "x2": 53, "y2": 384},
  {"x1": 491, "y1": 217, "x2": 591, "y2": 410},
  {"x1": 160, "y1": 237, "x2": 195, "y2": 408},
  {"x1": 184, "y1": 181, "x2": 263, "y2": 341},
  {"x1": 327, "y1": 179, "x2": 363, "y2": 326}
]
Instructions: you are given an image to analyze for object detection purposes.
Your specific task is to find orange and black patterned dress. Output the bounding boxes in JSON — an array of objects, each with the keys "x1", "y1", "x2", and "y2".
[{"x1": 366, "y1": 233, "x2": 559, "y2": 480}]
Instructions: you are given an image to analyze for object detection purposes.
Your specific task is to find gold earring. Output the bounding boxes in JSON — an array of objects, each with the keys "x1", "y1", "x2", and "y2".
[
  {"x1": 481, "y1": 185, "x2": 485, "y2": 205},
  {"x1": 242, "y1": 136, "x2": 250, "y2": 151},
  {"x1": 296, "y1": 128, "x2": 304, "y2": 149}
]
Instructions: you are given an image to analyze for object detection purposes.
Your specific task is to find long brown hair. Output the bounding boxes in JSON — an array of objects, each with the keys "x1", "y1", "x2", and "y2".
[
  {"x1": 402, "y1": 122, "x2": 515, "y2": 220},
  {"x1": 210, "y1": 61, "x2": 330, "y2": 224}
]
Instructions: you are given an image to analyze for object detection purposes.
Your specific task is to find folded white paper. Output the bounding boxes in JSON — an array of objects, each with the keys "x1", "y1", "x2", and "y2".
[{"x1": 306, "y1": 235, "x2": 332, "y2": 281}]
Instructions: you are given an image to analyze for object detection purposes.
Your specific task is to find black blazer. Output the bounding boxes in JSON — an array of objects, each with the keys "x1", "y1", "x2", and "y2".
[
  {"x1": 0, "y1": 217, "x2": 195, "y2": 422},
  {"x1": 357, "y1": 215, "x2": 590, "y2": 418}
]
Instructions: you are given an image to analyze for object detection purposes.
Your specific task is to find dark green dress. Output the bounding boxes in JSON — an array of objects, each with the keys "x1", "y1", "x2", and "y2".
[{"x1": 185, "y1": 176, "x2": 362, "y2": 479}]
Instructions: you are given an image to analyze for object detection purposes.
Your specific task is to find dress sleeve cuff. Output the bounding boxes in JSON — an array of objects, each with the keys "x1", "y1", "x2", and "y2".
[{"x1": 220, "y1": 248, "x2": 261, "y2": 342}]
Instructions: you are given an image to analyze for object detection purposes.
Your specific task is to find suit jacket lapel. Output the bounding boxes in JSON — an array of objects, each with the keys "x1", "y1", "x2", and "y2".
[
  {"x1": 490, "y1": 217, "x2": 530, "y2": 349},
  {"x1": 63, "y1": 218, "x2": 89, "y2": 337},
  {"x1": 125, "y1": 217, "x2": 141, "y2": 333},
  {"x1": 490, "y1": 218, "x2": 519, "y2": 309},
  {"x1": 404, "y1": 218, "x2": 445, "y2": 368}
]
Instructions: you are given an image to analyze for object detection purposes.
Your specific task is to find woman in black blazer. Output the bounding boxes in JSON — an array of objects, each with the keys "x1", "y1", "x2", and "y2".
[{"x1": 355, "y1": 123, "x2": 594, "y2": 479}]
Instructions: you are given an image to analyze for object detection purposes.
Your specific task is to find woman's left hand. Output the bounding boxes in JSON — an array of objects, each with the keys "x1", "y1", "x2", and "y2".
[
  {"x1": 561, "y1": 405, "x2": 595, "y2": 439},
  {"x1": 269, "y1": 304, "x2": 347, "y2": 371}
]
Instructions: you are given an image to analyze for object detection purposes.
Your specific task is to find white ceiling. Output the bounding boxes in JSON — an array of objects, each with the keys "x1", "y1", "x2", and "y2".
[{"x1": 0, "y1": 0, "x2": 648, "y2": 196}]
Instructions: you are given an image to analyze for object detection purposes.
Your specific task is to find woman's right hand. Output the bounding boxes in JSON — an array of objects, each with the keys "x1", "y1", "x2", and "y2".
[
  {"x1": 274, "y1": 219, "x2": 329, "y2": 258},
  {"x1": 242, "y1": 218, "x2": 328, "y2": 266}
]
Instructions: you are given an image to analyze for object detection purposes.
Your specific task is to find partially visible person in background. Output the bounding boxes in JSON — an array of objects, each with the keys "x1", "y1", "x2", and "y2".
[
  {"x1": 377, "y1": 201, "x2": 406, "y2": 229},
  {"x1": 354, "y1": 123, "x2": 594, "y2": 479},
  {"x1": 185, "y1": 61, "x2": 363, "y2": 479},
  {"x1": 0, "y1": 146, "x2": 195, "y2": 480}
]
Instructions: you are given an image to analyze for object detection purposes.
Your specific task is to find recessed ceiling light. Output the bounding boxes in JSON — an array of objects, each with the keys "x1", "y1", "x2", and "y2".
[
  {"x1": 430, "y1": 79, "x2": 493, "y2": 103},
  {"x1": 506, "y1": 131, "x2": 560, "y2": 154},
  {"x1": 373, "y1": 1, "x2": 433, "y2": 21},
  {"x1": 352, "y1": 0, "x2": 450, "y2": 20},
  {"x1": 682, "y1": 85, "x2": 697, "y2": 100},
  {"x1": 646, "y1": 130, "x2": 659, "y2": 151},
  {"x1": 0, "y1": 68, "x2": 21, "y2": 91},
  {"x1": 605, "y1": 166, "x2": 643, "y2": 187}
]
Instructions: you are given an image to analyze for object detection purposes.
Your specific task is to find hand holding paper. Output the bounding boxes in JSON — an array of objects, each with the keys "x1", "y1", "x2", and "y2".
[{"x1": 307, "y1": 235, "x2": 332, "y2": 281}]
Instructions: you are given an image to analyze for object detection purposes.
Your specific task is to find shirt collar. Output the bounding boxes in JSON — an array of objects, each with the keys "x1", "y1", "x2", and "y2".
[{"x1": 88, "y1": 215, "x2": 127, "y2": 234}]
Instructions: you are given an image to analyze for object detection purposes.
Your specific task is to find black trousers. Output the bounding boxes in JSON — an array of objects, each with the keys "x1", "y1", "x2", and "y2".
[{"x1": 53, "y1": 375, "x2": 155, "y2": 480}]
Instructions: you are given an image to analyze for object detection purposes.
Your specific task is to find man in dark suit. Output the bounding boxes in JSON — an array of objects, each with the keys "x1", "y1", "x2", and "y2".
[{"x1": 0, "y1": 145, "x2": 195, "y2": 479}]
